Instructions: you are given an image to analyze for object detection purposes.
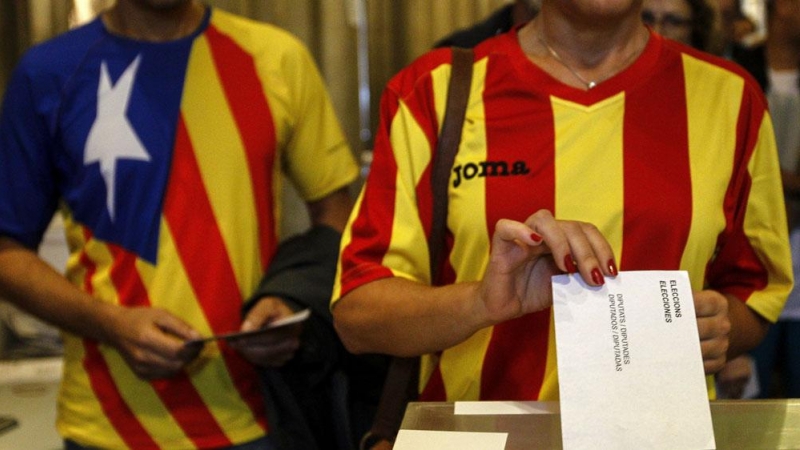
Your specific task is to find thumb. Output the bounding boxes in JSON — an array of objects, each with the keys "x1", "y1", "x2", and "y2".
[
  {"x1": 155, "y1": 311, "x2": 201, "y2": 341},
  {"x1": 241, "y1": 297, "x2": 287, "y2": 332}
]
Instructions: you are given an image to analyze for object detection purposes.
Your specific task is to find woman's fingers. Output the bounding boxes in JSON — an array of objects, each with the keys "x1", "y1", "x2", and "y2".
[{"x1": 523, "y1": 210, "x2": 617, "y2": 286}]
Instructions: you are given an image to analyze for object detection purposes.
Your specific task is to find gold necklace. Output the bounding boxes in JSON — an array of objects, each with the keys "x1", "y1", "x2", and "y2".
[
  {"x1": 537, "y1": 34, "x2": 598, "y2": 89},
  {"x1": 536, "y1": 32, "x2": 646, "y2": 90}
]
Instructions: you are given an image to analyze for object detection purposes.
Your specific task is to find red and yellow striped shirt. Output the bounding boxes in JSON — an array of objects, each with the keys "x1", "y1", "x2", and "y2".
[{"x1": 333, "y1": 29, "x2": 791, "y2": 402}]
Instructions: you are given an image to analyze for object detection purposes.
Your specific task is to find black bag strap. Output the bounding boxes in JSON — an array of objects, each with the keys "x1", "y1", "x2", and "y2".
[
  {"x1": 429, "y1": 47, "x2": 473, "y2": 284},
  {"x1": 360, "y1": 46, "x2": 474, "y2": 450}
]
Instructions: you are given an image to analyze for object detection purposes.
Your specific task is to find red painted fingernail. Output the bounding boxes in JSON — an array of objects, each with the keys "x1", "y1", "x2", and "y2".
[
  {"x1": 564, "y1": 255, "x2": 578, "y2": 273},
  {"x1": 530, "y1": 232, "x2": 543, "y2": 243},
  {"x1": 607, "y1": 259, "x2": 618, "y2": 276},
  {"x1": 591, "y1": 268, "x2": 605, "y2": 285}
]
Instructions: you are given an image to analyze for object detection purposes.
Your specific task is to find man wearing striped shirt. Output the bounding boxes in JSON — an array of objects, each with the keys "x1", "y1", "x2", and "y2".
[{"x1": 0, "y1": 0, "x2": 358, "y2": 448}]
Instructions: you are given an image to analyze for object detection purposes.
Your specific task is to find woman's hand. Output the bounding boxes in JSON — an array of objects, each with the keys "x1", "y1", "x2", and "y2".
[
  {"x1": 479, "y1": 209, "x2": 618, "y2": 324},
  {"x1": 694, "y1": 289, "x2": 732, "y2": 374}
]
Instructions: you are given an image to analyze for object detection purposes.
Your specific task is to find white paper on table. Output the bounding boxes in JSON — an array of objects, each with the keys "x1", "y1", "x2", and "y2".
[
  {"x1": 552, "y1": 270, "x2": 715, "y2": 450},
  {"x1": 393, "y1": 430, "x2": 507, "y2": 450},
  {"x1": 454, "y1": 401, "x2": 559, "y2": 415}
]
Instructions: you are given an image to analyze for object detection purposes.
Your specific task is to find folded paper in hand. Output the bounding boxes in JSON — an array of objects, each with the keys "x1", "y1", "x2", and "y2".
[{"x1": 186, "y1": 308, "x2": 310, "y2": 345}]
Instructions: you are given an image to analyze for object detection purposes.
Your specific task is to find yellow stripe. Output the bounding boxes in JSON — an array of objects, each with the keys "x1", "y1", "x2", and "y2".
[
  {"x1": 62, "y1": 210, "x2": 89, "y2": 288},
  {"x1": 58, "y1": 221, "x2": 179, "y2": 447},
  {"x1": 550, "y1": 94, "x2": 625, "y2": 401},
  {"x1": 211, "y1": 10, "x2": 356, "y2": 205},
  {"x1": 141, "y1": 218, "x2": 211, "y2": 333},
  {"x1": 154, "y1": 221, "x2": 261, "y2": 439},
  {"x1": 181, "y1": 35, "x2": 262, "y2": 296},
  {"x1": 681, "y1": 55, "x2": 741, "y2": 289},
  {"x1": 435, "y1": 57, "x2": 493, "y2": 401},
  {"x1": 92, "y1": 236, "x2": 192, "y2": 447},
  {"x1": 331, "y1": 187, "x2": 365, "y2": 303},
  {"x1": 552, "y1": 94, "x2": 625, "y2": 257},
  {"x1": 57, "y1": 336, "x2": 128, "y2": 450},
  {"x1": 538, "y1": 313, "x2": 560, "y2": 400},
  {"x1": 103, "y1": 348, "x2": 193, "y2": 449},
  {"x1": 743, "y1": 115, "x2": 793, "y2": 321},
  {"x1": 385, "y1": 104, "x2": 434, "y2": 281},
  {"x1": 208, "y1": 11, "x2": 291, "y2": 156},
  {"x1": 58, "y1": 217, "x2": 127, "y2": 447},
  {"x1": 706, "y1": 375, "x2": 717, "y2": 399}
]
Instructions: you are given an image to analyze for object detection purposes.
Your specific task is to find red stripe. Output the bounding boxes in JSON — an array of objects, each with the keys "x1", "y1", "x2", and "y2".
[
  {"x1": 338, "y1": 90, "x2": 402, "y2": 295},
  {"x1": 419, "y1": 365, "x2": 446, "y2": 401},
  {"x1": 78, "y1": 228, "x2": 160, "y2": 449},
  {"x1": 479, "y1": 55, "x2": 556, "y2": 400},
  {"x1": 705, "y1": 86, "x2": 768, "y2": 299},
  {"x1": 165, "y1": 116, "x2": 267, "y2": 430},
  {"x1": 413, "y1": 74, "x2": 439, "y2": 245},
  {"x1": 205, "y1": 24, "x2": 277, "y2": 269},
  {"x1": 106, "y1": 243, "x2": 231, "y2": 447},
  {"x1": 83, "y1": 343, "x2": 161, "y2": 450},
  {"x1": 165, "y1": 118, "x2": 242, "y2": 335},
  {"x1": 621, "y1": 54, "x2": 692, "y2": 271},
  {"x1": 339, "y1": 55, "x2": 450, "y2": 295}
]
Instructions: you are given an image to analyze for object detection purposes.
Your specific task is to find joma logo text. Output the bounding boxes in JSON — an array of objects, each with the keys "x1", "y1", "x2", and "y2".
[{"x1": 452, "y1": 160, "x2": 530, "y2": 188}]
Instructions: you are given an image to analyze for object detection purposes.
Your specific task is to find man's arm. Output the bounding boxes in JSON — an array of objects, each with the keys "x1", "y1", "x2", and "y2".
[
  {"x1": 0, "y1": 236, "x2": 116, "y2": 341},
  {"x1": 0, "y1": 235, "x2": 202, "y2": 379},
  {"x1": 308, "y1": 187, "x2": 354, "y2": 231}
]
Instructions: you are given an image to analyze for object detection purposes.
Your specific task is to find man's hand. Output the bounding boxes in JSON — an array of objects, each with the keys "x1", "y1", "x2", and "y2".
[
  {"x1": 104, "y1": 306, "x2": 203, "y2": 380},
  {"x1": 228, "y1": 296, "x2": 302, "y2": 367},
  {"x1": 694, "y1": 290, "x2": 732, "y2": 374}
]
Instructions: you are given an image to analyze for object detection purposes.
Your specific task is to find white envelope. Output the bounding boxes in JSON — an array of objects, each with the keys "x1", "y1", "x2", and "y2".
[{"x1": 552, "y1": 270, "x2": 715, "y2": 450}]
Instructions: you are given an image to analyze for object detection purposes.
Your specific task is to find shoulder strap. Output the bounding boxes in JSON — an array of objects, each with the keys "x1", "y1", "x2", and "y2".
[
  {"x1": 361, "y1": 47, "x2": 474, "y2": 449},
  {"x1": 429, "y1": 46, "x2": 474, "y2": 284}
]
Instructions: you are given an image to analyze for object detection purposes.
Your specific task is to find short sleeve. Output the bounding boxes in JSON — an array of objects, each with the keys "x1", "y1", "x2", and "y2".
[
  {"x1": 0, "y1": 59, "x2": 60, "y2": 249},
  {"x1": 279, "y1": 42, "x2": 358, "y2": 202}
]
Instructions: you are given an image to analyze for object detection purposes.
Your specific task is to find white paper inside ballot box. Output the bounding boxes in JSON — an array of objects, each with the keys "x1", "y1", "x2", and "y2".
[{"x1": 552, "y1": 270, "x2": 715, "y2": 450}]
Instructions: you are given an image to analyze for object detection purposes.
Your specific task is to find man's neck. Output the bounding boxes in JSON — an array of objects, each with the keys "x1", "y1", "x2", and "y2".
[{"x1": 102, "y1": 0, "x2": 206, "y2": 42}]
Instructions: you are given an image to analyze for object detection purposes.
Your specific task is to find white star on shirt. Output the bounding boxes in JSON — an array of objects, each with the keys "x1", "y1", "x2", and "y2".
[{"x1": 84, "y1": 55, "x2": 151, "y2": 221}]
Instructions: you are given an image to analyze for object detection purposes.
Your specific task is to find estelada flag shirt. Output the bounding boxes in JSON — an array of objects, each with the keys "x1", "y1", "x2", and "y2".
[
  {"x1": 333, "y1": 29, "x2": 792, "y2": 402},
  {"x1": 0, "y1": 7, "x2": 358, "y2": 449}
]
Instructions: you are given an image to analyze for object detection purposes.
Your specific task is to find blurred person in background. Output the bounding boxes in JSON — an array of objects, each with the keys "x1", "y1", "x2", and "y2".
[
  {"x1": 750, "y1": 0, "x2": 800, "y2": 399},
  {"x1": 434, "y1": 0, "x2": 540, "y2": 48},
  {"x1": 641, "y1": 0, "x2": 720, "y2": 52},
  {"x1": 714, "y1": 0, "x2": 767, "y2": 87}
]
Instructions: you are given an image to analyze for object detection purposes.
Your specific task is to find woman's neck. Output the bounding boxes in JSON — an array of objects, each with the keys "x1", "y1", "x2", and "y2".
[{"x1": 518, "y1": 9, "x2": 650, "y2": 90}]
